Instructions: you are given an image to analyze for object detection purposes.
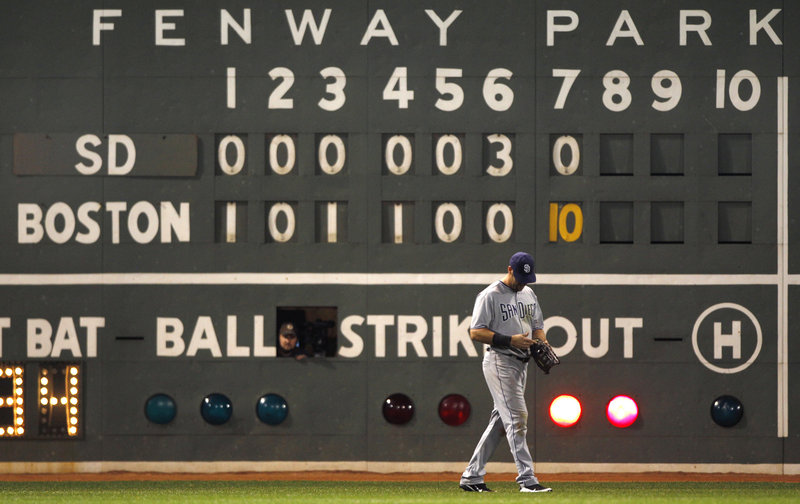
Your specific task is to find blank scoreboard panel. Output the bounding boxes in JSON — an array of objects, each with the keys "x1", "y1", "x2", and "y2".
[{"x1": 0, "y1": 0, "x2": 797, "y2": 470}]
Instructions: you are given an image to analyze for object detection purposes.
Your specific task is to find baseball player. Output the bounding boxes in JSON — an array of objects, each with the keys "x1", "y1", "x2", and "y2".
[{"x1": 459, "y1": 252, "x2": 553, "y2": 493}]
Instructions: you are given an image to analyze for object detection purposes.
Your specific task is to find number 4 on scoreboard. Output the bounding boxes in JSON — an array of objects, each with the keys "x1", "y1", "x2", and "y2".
[{"x1": 383, "y1": 67, "x2": 415, "y2": 109}]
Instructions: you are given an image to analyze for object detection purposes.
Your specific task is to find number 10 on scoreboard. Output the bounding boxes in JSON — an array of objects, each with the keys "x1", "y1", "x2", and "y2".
[{"x1": 549, "y1": 203, "x2": 583, "y2": 243}]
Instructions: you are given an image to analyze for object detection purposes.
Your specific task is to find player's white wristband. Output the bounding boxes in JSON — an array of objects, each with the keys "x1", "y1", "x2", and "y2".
[{"x1": 492, "y1": 333, "x2": 512, "y2": 348}]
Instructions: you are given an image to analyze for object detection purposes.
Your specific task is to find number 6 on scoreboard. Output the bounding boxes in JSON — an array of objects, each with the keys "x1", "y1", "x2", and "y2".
[{"x1": 483, "y1": 69, "x2": 514, "y2": 111}]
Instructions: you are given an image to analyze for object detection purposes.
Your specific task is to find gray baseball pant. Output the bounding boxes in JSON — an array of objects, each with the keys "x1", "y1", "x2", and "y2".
[{"x1": 460, "y1": 349, "x2": 539, "y2": 487}]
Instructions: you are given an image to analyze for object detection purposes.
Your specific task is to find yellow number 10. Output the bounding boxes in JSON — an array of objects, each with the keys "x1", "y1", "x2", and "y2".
[{"x1": 549, "y1": 203, "x2": 583, "y2": 242}]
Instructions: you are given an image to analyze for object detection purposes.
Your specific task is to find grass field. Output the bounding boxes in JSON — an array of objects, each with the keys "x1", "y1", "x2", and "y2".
[{"x1": 1, "y1": 480, "x2": 798, "y2": 503}]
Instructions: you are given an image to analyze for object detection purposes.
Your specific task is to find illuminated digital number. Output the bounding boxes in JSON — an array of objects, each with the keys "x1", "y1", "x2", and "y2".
[
  {"x1": 38, "y1": 363, "x2": 81, "y2": 437},
  {"x1": 0, "y1": 365, "x2": 24, "y2": 438}
]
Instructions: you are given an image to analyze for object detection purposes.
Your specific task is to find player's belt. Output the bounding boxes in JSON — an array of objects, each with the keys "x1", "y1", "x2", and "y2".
[{"x1": 488, "y1": 346, "x2": 530, "y2": 363}]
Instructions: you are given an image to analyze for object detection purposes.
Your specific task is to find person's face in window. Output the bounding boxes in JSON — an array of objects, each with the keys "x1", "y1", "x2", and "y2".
[{"x1": 279, "y1": 332, "x2": 297, "y2": 351}]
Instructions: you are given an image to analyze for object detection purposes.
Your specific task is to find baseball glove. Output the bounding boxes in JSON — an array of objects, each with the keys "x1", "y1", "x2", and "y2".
[{"x1": 531, "y1": 340, "x2": 560, "y2": 374}]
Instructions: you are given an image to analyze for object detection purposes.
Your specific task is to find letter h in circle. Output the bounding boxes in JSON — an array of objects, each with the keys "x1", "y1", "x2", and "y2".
[{"x1": 713, "y1": 321, "x2": 741, "y2": 359}]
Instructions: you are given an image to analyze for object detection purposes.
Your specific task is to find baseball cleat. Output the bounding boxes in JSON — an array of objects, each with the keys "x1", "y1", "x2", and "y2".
[
  {"x1": 460, "y1": 483, "x2": 494, "y2": 492},
  {"x1": 520, "y1": 483, "x2": 552, "y2": 493}
]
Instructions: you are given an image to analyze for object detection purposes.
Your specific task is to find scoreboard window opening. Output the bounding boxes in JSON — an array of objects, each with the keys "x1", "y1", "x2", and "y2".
[
  {"x1": 382, "y1": 134, "x2": 416, "y2": 176},
  {"x1": 314, "y1": 201, "x2": 348, "y2": 243},
  {"x1": 431, "y1": 134, "x2": 465, "y2": 176},
  {"x1": 718, "y1": 202, "x2": 752, "y2": 244},
  {"x1": 266, "y1": 134, "x2": 299, "y2": 176},
  {"x1": 599, "y1": 134, "x2": 633, "y2": 176},
  {"x1": 215, "y1": 134, "x2": 248, "y2": 176},
  {"x1": 484, "y1": 134, "x2": 514, "y2": 177},
  {"x1": 214, "y1": 201, "x2": 248, "y2": 243},
  {"x1": 718, "y1": 134, "x2": 752, "y2": 176},
  {"x1": 432, "y1": 201, "x2": 465, "y2": 243},
  {"x1": 315, "y1": 133, "x2": 348, "y2": 176},
  {"x1": 651, "y1": 202, "x2": 685, "y2": 244},
  {"x1": 483, "y1": 201, "x2": 515, "y2": 244},
  {"x1": 599, "y1": 202, "x2": 634, "y2": 244},
  {"x1": 277, "y1": 307, "x2": 338, "y2": 358},
  {"x1": 550, "y1": 134, "x2": 582, "y2": 176},
  {"x1": 650, "y1": 134, "x2": 684, "y2": 176},
  {"x1": 382, "y1": 201, "x2": 414, "y2": 244},
  {"x1": 266, "y1": 201, "x2": 298, "y2": 243}
]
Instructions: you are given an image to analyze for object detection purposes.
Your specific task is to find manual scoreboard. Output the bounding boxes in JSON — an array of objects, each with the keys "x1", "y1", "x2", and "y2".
[{"x1": 0, "y1": 1, "x2": 797, "y2": 470}]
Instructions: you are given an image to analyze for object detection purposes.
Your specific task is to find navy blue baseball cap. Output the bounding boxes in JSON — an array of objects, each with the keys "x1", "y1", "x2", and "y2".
[{"x1": 509, "y1": 252, "x2": 536, "y2": 284}]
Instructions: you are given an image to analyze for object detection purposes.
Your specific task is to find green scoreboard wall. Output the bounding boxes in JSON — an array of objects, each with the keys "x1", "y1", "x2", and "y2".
[{"x1": 0, "y1": 0, "x2": 798, "y2": 471}]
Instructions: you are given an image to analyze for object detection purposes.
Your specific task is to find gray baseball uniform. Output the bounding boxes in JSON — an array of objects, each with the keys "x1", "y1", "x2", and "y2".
[{"x1": 460, "y1": 280, "x2": 544, "y2": 488}]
